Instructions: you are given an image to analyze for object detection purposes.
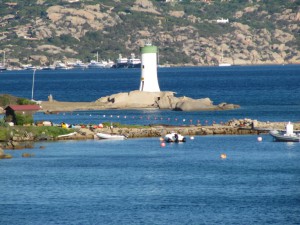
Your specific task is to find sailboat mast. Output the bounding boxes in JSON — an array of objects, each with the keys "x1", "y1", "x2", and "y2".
[{"x1": 31, "y1": 69, "x2": 36, "y2": 100}]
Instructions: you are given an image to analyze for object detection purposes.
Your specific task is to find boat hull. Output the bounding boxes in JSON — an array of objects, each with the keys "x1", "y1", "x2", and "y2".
[
  {"x1": 269, "y1": 130, "x2": 300, "y2": 142},
  {"x1": 96, "y1": 133, "x2": 126, "y2": 140},
  {"x1": 164, "y1": 133, "x2": 186, "y2": 143}
]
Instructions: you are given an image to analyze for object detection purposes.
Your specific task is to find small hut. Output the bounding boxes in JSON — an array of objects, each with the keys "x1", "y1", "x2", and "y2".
[{"x1": 4, "y1": 105, "x2": 41, "y2": 125}]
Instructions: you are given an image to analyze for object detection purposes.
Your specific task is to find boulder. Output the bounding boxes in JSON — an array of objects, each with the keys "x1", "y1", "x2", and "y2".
[{"x1": 174, "y1": 98, "x2": 214, "y2": 111}]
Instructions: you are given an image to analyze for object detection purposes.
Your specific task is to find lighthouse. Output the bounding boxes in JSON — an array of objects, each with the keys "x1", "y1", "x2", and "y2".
[{"x1": 139, "y1": 43, "x2": 160, "y2": 92}]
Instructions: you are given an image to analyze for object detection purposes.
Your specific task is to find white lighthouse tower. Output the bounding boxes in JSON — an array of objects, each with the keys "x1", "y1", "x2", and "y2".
[{"x1": 139, "y1": 42, "x2": 160, "y2": 92}]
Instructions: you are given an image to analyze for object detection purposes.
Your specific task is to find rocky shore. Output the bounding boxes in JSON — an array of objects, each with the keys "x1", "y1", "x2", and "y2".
[
  {"x1": 40, "y1": 90, "x2": 239, "y2": 113},
  {"x1": 1, "y1": 119, "x2": 299, "y2": 154}
]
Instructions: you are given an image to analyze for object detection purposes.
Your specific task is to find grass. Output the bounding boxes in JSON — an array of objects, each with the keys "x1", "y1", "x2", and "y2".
[{"x1": 0, "y1": 126, "x2": 76, "y2": 141}]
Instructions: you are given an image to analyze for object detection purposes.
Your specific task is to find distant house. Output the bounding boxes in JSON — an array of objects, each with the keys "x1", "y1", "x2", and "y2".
[{"x1": 5, "y1": 105, "x2": 41, "y2": 125}]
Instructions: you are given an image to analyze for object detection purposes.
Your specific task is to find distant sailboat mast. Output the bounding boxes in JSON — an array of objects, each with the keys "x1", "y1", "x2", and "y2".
[{"x1": 31, "y1": 69, "x2": 36, "y2": 100}]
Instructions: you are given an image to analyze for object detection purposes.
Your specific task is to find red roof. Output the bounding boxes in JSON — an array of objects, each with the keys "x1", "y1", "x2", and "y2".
[{"x1": 6, "y1": 105, "x2": 41, "y2": 111}]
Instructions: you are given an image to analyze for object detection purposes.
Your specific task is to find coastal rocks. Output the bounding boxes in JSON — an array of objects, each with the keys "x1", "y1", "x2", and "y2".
[
  {"x1": 96, "y1": 90, "x2": 240, "y2": 111},
  {"x1": 96, "y1": 90, "x2": 175, "y2": 109},
  {"x1": 174, "y1": 97, "x2": 214, "y2": 111},
  {"x1": 0, "y1": 148, "x2": 12, "y2": 159}
]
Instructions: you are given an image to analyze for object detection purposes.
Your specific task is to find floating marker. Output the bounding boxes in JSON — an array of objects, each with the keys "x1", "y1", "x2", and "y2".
[
  {"x1": 257, "y1": 136, "x2": 262, "y2": 142},
  {"x1": 220, "y1": 153, "x2": 227, "y2": 159}
]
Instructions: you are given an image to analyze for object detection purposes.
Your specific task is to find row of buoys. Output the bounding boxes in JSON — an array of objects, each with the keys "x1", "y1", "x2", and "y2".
[{"x1": 51, "y1": 113, "x2": 222, "y2": 125}]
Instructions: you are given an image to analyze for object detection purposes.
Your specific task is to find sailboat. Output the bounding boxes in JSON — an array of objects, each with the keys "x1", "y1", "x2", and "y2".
[
  {"x1": 88, "y1": 52, "x2": 107, "y2": 69},
  {"x1": 219, "y1": 48, "x2": 231, "y2": 67},
  {"x1": 31, "y1": 69, "x2": 42, "y2": 104}
]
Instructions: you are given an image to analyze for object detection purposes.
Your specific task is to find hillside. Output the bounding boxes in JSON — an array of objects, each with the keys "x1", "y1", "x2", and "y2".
[{"x1": 0, "y1": 0, "x2": 299, "y2": 67}]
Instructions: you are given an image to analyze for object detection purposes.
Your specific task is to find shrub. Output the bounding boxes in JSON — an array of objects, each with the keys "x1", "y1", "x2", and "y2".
[
  {"x1": 15, "y1": 113, "x2": 34, "y2": 125},
  {"x1": 16, "y1": 98, "x2": 36, "y2": 105}
]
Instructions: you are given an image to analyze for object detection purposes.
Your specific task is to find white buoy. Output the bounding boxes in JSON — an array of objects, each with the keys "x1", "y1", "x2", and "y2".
[
  {"x1": 139, "y1": 42, "x2": 160, "y2": 92},
  {"x1": 190, "y1": 136, "x2": 194, "y2": 140},
  {"x1": 257, "y1": 136, "x2": 262, "y2": 142}
]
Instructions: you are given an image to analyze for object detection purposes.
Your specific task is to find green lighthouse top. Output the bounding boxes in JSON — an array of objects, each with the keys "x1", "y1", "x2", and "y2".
[{"x1": 140, "y1": 45, "x2": 157, "y2": 54}]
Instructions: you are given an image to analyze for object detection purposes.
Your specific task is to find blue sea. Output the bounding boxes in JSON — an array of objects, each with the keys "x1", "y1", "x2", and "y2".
[{"x1": 1, "y1": 65, "x2": 300, "y2": 225}]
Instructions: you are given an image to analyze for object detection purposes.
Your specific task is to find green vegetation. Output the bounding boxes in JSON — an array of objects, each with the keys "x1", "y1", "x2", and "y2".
[
  {"x1": 0, "y1": 95, "x2": 35, "y2": 107},
  {"x1": 0, "y1": 94, "x2": 19, "y2": 107},
  {"x1": 0, "y1": 126, "x2": 76, "y2": 142},
  {"x1": 14, "y1": 113, "x2": 34, "y2": 126},
  {"x1": 16, "y1": 98, "x2": 36, "y2": 105},
  {"x1": 0, "y1": 0, "x2": 299, "y2": 65},
  {"x1": 102, "y1": 122, "x2": 149, "y2": 129}
]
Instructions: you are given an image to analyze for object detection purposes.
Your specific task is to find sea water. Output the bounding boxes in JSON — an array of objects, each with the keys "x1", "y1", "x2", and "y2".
[
  {"x1": 1, "y1": 65, "x2": 299, "y2": 125},
  {"x1": 1, "y1": 135, "x2": 300, "y2": 225},
  {"x1": 1, "y1": 65, "x2": 300, "y2": 224}
]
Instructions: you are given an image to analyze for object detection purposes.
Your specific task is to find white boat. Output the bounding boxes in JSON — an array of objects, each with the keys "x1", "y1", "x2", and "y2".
[
  {"x1": 269, "y1": 122, "x2": 300, "y2": 142},
  {"x1": 128, "y1": 53, "x2": 141, "y2": 68},
  {"x1": 96, "y1": 133, "x2": 127, "y2": 140},
  {"x1": 88, "y1": 52, "x2": 109, "y2": 69},
  {"x1": 104, "y1": 59, "x2": 115, "y2": 68},
  {"x1": 0, "y1": 64, "x2": 6, "y2": 71},
  {"x1": 71, "y1": 60, "x2": 88, "y2": 69},
  {"x1": 88, "y1": 60, "x2": 105, "y2": 69},
  {"x1": 164, "y1": 132, "x2": 186, "y2": 143},
  {"x1": 55, "y1": 61, "x2": 70, "y2": 70},
  {"x1": 114, "y1": 54, "x2": 128, "y2": 68}
]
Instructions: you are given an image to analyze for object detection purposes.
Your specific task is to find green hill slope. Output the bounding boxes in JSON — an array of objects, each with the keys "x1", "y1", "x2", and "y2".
[{"x1": 0, "y1": 0, "x2": 299, "y2": 66}]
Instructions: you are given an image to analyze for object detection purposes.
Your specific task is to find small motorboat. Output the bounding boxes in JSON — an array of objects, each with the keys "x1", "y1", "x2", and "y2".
[
  {"x1": 164, "y1": 132, "x2": 186, "y2": 143},
  {"x1": 96, "y1": 133, "x2": 126, "y2": 140},
  {"x1": 269, "y1": 122, "x2": 300, "y2": 142}
]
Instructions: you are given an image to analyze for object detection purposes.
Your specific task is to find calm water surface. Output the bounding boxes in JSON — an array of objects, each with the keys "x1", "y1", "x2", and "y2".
[
  {"x1": 1, "y1": 66, "x2": 300, "y2": 224},
  {"x1": 1, "y1": 65, "x2": 299, "y2": 124},
  {"x1": 1, "y1": 135, "x2": 300, "y2": 225}
]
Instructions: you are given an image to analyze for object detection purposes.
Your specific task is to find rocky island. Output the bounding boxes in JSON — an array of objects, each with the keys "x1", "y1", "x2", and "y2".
[{"x1": 40, "y1": 90, "x2": 239, "y2": 113}]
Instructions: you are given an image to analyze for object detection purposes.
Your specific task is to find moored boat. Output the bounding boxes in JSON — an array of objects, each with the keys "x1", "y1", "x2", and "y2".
[
  {"x1": 96, "y1": 132, "x2": 127, "y2": 140},
  {"x1": 113, "y1": 54, "x2": 128, "y2": 68},
  {"x1": 128, "y1": 53, "x2": 141, "y2": 68},
  {"x1": 164, "y1": 132, "x2": 186, "y2": 143},
  {"x1": 269, "y1": 122, "x2": 300, "y2": 142},
  {"x1": 70, "y1": 60, "x2": 88, "y2": 69},
  {"x1": 55, "y1": 61, "x2": 70, "y2": 70}
]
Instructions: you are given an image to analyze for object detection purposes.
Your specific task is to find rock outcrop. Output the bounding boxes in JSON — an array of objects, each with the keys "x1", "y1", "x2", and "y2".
[{"x1": 95, "y1": 90, "x2": 239, "y2": 111}]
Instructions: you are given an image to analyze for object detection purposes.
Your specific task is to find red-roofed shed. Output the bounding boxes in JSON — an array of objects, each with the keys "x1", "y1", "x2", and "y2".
[{"x1": 5, "y1": 105, "x2": 41, "y2": 125}]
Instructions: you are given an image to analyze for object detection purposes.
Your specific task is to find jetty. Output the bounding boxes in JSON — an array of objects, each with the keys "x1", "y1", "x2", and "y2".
[{"x1": 1, "y1": 119, "x2": 299, "y2": 151}]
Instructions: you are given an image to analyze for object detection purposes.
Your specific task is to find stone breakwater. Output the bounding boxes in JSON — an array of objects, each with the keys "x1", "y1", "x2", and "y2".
[{"x1": 2, "y1": 119, "x2": 299, "y2": 150}]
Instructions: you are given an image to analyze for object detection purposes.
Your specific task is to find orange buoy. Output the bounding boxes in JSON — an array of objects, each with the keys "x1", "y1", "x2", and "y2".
[{"x1": 220, "y1": 153, "x2": 227, "y2": 159}]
